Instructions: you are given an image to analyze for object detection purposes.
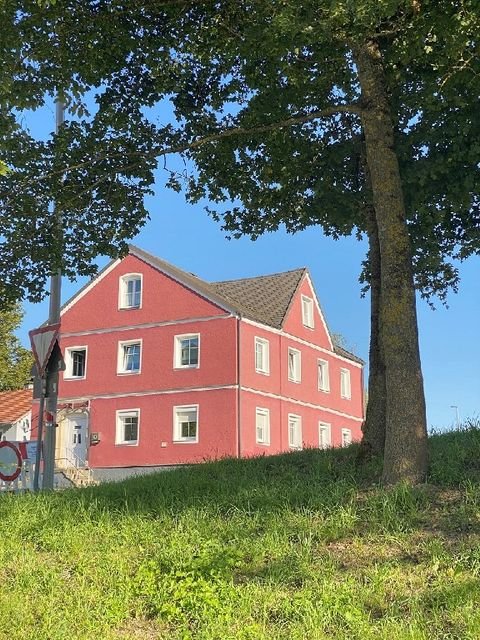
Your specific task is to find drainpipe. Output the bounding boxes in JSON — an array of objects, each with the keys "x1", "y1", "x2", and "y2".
[
  {"x1": 279, "y1": 331, "x2": 283, "y2": 451},
  {"x1": 236, "y1": 315, "x2": 242, "y2": 458}
]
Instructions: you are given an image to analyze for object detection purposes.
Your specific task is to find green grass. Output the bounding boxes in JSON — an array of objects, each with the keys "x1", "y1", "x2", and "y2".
[{"x1": 2, "y1": 421, "x2": 480, "y2": 639}]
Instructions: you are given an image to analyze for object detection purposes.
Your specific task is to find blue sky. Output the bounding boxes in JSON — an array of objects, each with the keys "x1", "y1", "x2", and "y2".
[{"x1": 15, "y1": 103, "x2": 480, "y2": 430}]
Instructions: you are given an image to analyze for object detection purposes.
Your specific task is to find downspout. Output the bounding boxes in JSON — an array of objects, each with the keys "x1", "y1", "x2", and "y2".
[
  {"x1": 236, "y1": 315, "x2": 242, "y2": 458},
  {"x1": 279, "y1": 330, "x2": 283, "y2": 451}
]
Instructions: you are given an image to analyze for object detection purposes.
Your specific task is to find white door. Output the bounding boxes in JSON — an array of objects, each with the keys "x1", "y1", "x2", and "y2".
[{"x1": 66, "y1": 415, "x2": 88, "y2": 467}]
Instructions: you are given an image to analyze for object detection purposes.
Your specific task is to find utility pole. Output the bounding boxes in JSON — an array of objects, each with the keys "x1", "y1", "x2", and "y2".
[{"x1": 42, "y1": 97, "x2": 64, "y2": 490}]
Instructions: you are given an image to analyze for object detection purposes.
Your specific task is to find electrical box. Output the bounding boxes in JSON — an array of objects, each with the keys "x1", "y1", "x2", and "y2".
[{"x1": 90, "y1": 433, "x2": 100, "y2": 445}]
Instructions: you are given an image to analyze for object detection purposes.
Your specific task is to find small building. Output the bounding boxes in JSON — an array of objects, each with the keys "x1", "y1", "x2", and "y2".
[
  {"x1": 34, "y1": 245, "x2": 365, "y2": 481},
  {"x1": 0, "y1": 389, "x2": 33, "y2": 442}
]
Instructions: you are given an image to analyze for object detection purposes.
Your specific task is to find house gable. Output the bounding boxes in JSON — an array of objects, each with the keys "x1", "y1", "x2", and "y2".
[
  {"x1": 61, "y1": 253, "x2": 231, "y2": 334},
  {"x1": 282, "y1": 272, "x2": 334, "y2": 351}
]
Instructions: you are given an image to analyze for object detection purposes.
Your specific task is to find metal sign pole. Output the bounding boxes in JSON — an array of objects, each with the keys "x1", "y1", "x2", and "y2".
[
  {"x1": 42, "y1": 97, "x2": 64, "y2": 490},
  {"x1": 33, "y1": 381, "x2": 46, "y2": 492}
]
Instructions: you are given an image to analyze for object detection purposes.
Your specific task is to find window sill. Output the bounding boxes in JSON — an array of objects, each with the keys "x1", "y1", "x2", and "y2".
[
  {"x1": 318, "y1": 388, "x2": 330, "y2": 393},
  {"x1": 117, "y1": 371, "x2": 141, "y2": 376},
  {"x1": 115, "y1": 441, "x2": 139, "y2": 446},
  {"x1": 255, "y1": 369, "x2": 270, "y2": 376},
  {"x1": 256, "y1": 441, "x2": 270, "y2": 446},
  {"x1": 288, "y1": 378, "x2": 301, "y2": 384},
  {"x1": 64, "y1": 376, "x2": 86, "y2": 381},
  {"x1": 173, "y1": 438, "x2": 198, "y2": 444},
  {"x1": 118, "y1": 306, "x2": 142, "y2": 311},
  {"x1": 174, "y1": 365, "x2": 200, "y2": 370}
]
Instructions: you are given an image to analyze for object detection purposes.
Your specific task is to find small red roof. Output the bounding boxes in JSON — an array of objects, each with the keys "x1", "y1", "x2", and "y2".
[{"x1": 0, "y1": 389, "x2": 32, "y2": 424}]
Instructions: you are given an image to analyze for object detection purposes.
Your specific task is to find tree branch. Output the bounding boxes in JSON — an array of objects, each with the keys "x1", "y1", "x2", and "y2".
[{"x1": 29, "y1": 104, "x2": 362, "y2": 185}]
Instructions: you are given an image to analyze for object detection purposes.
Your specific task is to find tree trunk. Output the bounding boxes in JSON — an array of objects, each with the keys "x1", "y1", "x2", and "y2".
[
  {"x1": 356, "y1": 41, "x2": 428, "y2": 485},
  {"x1": 359, "y1": 206, "x2": 387, "y2": 460}
]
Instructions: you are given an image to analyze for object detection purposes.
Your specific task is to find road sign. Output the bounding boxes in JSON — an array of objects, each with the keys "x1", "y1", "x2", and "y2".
[
  {"x1": 0, "y1": 441, "x2": 22, "y2": 482},
  {"x1": 29, "y1": 324, "x2": 60, "y2": 377}
]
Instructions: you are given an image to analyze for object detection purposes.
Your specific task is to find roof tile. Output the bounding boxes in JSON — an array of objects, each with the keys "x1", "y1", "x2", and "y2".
[
  {"x1": 0, "y1": 389, "x2": 32, "y2": 424},
  {"x1": 211, "y1": 269, "x2": 306, "y2": 329}
]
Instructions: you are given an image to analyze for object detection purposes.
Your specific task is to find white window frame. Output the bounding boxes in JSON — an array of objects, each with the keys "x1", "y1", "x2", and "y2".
[
  {"x1": 254, "y1": 337, "x2": 270, "y2": 375},
  {"x1": 341, "y1": 428, "x2": 352, "y2": 447},
  {"x1": 117, "y1": 339, "x2": 142, "y2": 374},
  {"x1": 301, "y1": 295, "x2": 314, "y2": 329},
  {"x1": 287, "y1": 347, "x2": 301, "y2": 383},
  {"x1": 255, "y1": 407, "x2": 270, "y2": 445},
  {"x1": 118, "y1": 273, "x2": 143, "y2": 310},
  {"x1": 174, "y1": 333, "x2": 200, "y2": 369},
  {"x1": 340, "y1": 368, "x2": 351, "y2": 399},
  {"x1": 318, "y1": 422, "x2": 332, "y2": 449},
  {"x1": 317, "y1": 359, "x2": 330, "y2": 392},
  {"x1": 173, "y1": 404, "x2": 199, "y2": 443},
  {"x1": 116, "y1": 409, "x2": 140, "y2": 445},
  {"x1": 64, "y1": 346, "x2": 88, "y2": 380},
  {"x1": 288, "y1": 414, "x2": 303, "y2": 450}
]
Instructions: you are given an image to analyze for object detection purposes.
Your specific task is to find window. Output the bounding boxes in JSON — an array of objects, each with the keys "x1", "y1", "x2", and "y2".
[
  {"x1": 174, "y1": 405, "x2": 198, "y2": 442},
  {"x1": 255, "y1": 337, "x2": 270, "y2": 375},
  {"x1": 301, "y1": 295, "x2": 314, "y2": 328},
  {"x1": 119, "y1": 274, "x2": 142, "y2": 309},
  {"x1": 317, "y1": 359, "x2": 330, "y2": 392},
  {"x1": 117, "y1": 340, "x2": 142, "y2": 374},
  {"x1": 116, "y1": 410, "x2": 139, "y2": 445},
  {"x1": 174, "y1": 334, "x2": 200, "y2": 368},
  {"x1": 319, "y1": 422, "x2": 332, "y2": 449},
  {"x1": 288, "y1": 414, "x2": 302, "y2": 449},
  {"x1": 255, "y1": 408, "x2": 270, "y2": 445},
  {"x1": 341, "y1": 428, "x2": 352, "y2": 447},
  {"x1": 340, "y1": 368, "x2": 351, "y2": 399},
  {"x1": 65, "y1": 347, "x2": 87, "y2": 379},
  {"x1": 288, "y1": 348, "x2": 301, "y2": 383}
]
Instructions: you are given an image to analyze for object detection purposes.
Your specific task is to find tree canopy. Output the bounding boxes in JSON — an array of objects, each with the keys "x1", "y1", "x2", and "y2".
[
  {"x1": 1, "y1": 1, "x2": 478, "y2": 303},
  {"x1": 0, "y1": 304, "x2": 33, "y2": 391}
]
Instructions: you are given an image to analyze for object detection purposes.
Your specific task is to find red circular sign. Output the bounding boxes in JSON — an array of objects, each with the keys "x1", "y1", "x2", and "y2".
[{"x1": 0, "y1": 441, "x2": 22, "y2": 482}]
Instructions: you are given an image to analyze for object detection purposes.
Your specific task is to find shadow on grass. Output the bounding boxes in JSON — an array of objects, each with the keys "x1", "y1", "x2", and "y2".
[{"x1": 4, "y1": 424, "x2": 480, "y2": 541}]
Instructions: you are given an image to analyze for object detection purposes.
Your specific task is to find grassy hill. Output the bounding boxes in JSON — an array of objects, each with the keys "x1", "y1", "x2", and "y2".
[{"x1": 1, "y1": 422, "x2": 480, "y2": 640}]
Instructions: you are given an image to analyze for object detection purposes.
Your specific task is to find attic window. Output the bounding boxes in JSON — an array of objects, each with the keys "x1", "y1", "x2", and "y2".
[
  {"x1": 119, "y1": 274, "x2": 142, "y2": 309},
  {"x1": 301, "y1": 295, "x2": 314, "y2": 328}
]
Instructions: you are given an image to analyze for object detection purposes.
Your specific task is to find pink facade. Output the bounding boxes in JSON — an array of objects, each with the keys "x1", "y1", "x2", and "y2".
[{"x1": 45, "y1": 246, "x2": 364, "y2": 472}]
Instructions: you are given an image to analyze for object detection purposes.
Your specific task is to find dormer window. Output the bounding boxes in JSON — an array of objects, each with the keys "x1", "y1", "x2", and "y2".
[{"x1": 119, "y1": 274, "x2": 142, "y2": 309}]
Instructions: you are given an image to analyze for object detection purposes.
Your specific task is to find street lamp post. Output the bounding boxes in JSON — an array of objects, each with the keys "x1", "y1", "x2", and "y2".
[{"x1": 450, "y1": 405, "x2": 460, "y2": 430}]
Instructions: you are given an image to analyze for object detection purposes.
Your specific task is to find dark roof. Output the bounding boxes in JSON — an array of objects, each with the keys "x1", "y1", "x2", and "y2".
[
  {"x1": 131, "y1": 246, "x2": 306, "y2": 329},
  {"x1": 334, "y1": 345, "x2": 365, "y2": 366},
  {"x1": 0, "y1": 389, "x2": 32, "y2": 424},
  {"x1": 211, "y1": 270, "x2": 306, "y2": 329}
]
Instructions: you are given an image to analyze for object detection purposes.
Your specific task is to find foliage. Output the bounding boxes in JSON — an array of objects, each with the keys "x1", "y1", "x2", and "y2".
[
  {"x1": 0, "y1": 1, "x2": 478, "y2": 303},
  {"x1": 0, "y1": 304, "x2": 33, "y2": 391},
  {"x1": 1, "y1": 425, "x2": 480, "y2": 638}
]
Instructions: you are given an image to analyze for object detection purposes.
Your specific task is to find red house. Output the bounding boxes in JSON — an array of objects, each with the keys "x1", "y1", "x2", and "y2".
[{"x1": 46, "y1": 245, "x2": 364, "y2": 481}]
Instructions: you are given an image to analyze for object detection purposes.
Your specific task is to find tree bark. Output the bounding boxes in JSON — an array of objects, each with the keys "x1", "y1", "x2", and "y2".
[
  {"x1": 359, "y1": 206, "x2": 387, "y2": 460},
  {"x1": 356, "y1": 41, "x2": 428, "y2": 485}
]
